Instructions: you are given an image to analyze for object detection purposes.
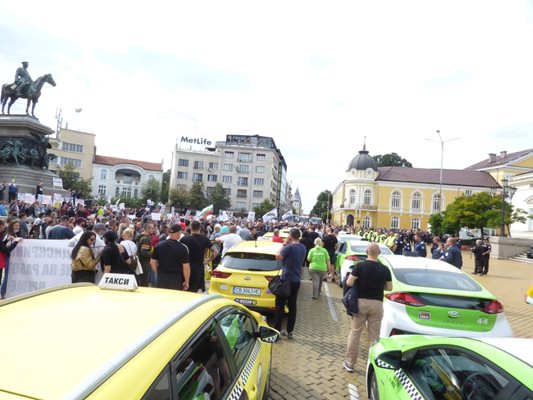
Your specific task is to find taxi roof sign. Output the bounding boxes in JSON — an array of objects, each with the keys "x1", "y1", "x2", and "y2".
[{"x1": 98, "y1": 273, "x2": 138, "y2": 291}]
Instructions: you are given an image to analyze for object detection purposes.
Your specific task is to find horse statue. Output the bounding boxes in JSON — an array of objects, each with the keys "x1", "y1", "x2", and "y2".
[{"x1": 1, "y1": 73, "x2": 56, "y2": 117}]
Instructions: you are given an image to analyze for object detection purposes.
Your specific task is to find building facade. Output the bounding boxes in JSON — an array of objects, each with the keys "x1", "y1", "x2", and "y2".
[
  {"x1": 91, "y1": 155, "x2": 163, "y2": 201},
  {"x1": 331, "y1": 146, "x2": 501, "y2": 230},
  {"x1": 291, "y1": 188, "x2": 303, "y2": 215},
  {"x1": 170, "y1": 134, "x2": 292, "y2": 213},
  {"x1": 49, "y1": 128, "x2": 96, "y2": 180}
]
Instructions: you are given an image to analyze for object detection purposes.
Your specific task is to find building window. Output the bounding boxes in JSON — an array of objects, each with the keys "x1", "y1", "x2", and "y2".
[
  {"x1": 237, "y1": 189, "x2": 247, "y2": 198},
  {"x1": 134, "y1": 188, "x2": 138, "y2": 198},
  {"x1": 115, "y1": 187, "x2": 120, "y2": 197},
  {"x1": 255, "y1": 166, "x2": 265, "y2": 173},
  {"x1": 177, "y1": 184, "x2": 187, "y2": 190},
  {"x1": 208, "y1": 174, "x2": 218, "y2": 182},
  {"x1": 391, "y1": 216, "x2": 399, "y2": 229},
  {"x1": 224, "y1": 151, "x2": 234, "y2": 158},
  {"x1": 256, "y1": 153, "x2": 266, "y2": 161},
  {"x1": 465, "y1": 189, "x2": 472, "y2": 196},
  {"x1": 432, "y1": 194, "x2": 441, "y2": 212},
  {"x1": 222, "y1": 176, "x2": 232, "y2": 183},
  {"x1": 252, "y1": 203, "x2": 260, "y2": 209},
  {"x1": 122, "y1": 187, "x2": 132, "y2": 198},
  {"x1": 238, "y1": 165, "x2": 249, "y2": 173},
  {"x1": 363, "y1": 189, "x2": 371, "y2": 205},
  {"x1": 224, "y1": 188, "x2": 231, "y2": 196},
  {"x1": 206, "y1": 187, "x2": 215, "y2": 196},
  {"x1": 61, "y1": 142, "x2": 83, "y2": 153},
  {"x1": 98, "y1": 185, "x2": 106, "y2": 196},
  {"x1": 238, "y1": 177, "x2": 248, "y2": 186},
  {"x1": 349, "y1": 189, "x2": 356, "y2": 206},
  {"x1": 58, "y1": 157, "x2": 82, "y2": 168},
  {"x1": 391, "y1": 191, "x2": 401, "y2": 209},
  {"x1": 177, "y1": 171, "x2": 188, "y2": 179},
  {"x1": 208, "y1": 162, "x2": 218, "y2": 171},
  {"x1": 253, "y1": 190, "x2": 263, "y2": 198},
  {"x1": 223, "y1": 163, "x2": 233, "y2": 172},
  {"x1": 362, "y1": 216, "x2": 371, "y2": 229},
  {"x1": 178, "y1": 159, "x2": 189, "y2": 167},
  {"x1": 411, "y1": 218, "x2": 421, "y2": 230},
  {"x1": 123, "y1": 175, "x2": 133, "y2": 185},
  {"x1": 100, "y1": 169, "x2": 107, "y2": 180},
  {"x1": 254, "y1": 178, "x2": 264, "y2": 186},
  {"x1": 193, "y1": 161, "x2": 204, "y2": 170},
  {"x1": 238, "y1": 152, "x2": 252, "y2": 162},
  {"x1": 411, "y1": 192, "x2": 421, "y2": 211},
  {"x1": 236, "y1": 201, "x2": 246, "y2": 210},
  {"x1": 192, "y1": 173, "x2": 203, "y2": 182}
]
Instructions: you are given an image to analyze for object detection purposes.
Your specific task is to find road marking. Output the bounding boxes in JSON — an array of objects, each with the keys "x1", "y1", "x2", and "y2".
[
  {"x1": 323, "y1": 282, "x2": 338, "y2": 322},
  {"x1": 348, "y1": 383, "x2": 359, "y2": 399}
]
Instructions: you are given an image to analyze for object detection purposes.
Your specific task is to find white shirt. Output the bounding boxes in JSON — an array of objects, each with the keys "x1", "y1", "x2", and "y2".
[{"x1": 218, "y1": 233, "x2": 243, "y2": 257}]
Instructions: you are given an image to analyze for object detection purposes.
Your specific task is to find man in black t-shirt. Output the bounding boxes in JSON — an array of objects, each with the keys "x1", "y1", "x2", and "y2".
[
  {"x1": 150, "y1": 224, "x2": 190, "y2": 290},
  {"x1": 180, "y1": 220, "x2": 219, "y2": 293},
  {"x1": 343, "y1": 242, "x2": 392, "y2": 373},
  {"x1": 322, "y1": 228, "x2": 338, "y2": 282},
  {"x1": 471, "y1": 239, "x2": 484, "y2": 275}
]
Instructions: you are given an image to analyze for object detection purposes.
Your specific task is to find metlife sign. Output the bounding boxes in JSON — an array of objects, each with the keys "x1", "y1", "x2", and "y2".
[{"x1": 180, "y1": 136, "x2": 212, "y2": 147}]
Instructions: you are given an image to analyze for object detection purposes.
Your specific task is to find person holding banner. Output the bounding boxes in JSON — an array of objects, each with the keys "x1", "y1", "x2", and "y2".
[
  {"x1": 0, "y1": 220, "x2": 24, "y2": 299},
  {"x1": 71, "y1": 231, "x2": 102, "y2": 283},
  {"x1": 0, "y1": 220, "x2": 22, "y2": 296}
]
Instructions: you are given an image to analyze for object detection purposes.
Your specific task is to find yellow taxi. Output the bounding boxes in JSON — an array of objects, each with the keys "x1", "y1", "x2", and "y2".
[
  {"x1": 0, "y1": 274, "x2": 278, "y2": 399},
  {"x1": 257, "y1": 229, "x2": 291, "y2": 242},
  {"x1": 209, "y1": 241, "x2": 283, "y2": 313}
]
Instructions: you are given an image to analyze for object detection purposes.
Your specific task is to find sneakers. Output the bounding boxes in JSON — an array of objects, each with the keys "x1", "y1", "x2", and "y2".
[
  {"x1": 287, "y1": 332, "x2": 293, "y2": 340},
  {"x1": 280, "y1": 330, "x2": 288, "y2": 337},
  {"x1": 342, "y1": 360, "x2": 354, "y2": 373}
]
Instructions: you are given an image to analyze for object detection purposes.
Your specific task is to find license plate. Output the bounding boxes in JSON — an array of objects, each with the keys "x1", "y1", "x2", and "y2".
[
  {"x1": 233, "y1": 286, "x2": 261, "y2": 296},
  {"x1": 235, "y1": 298, "x2": 257, "y2": 306}
]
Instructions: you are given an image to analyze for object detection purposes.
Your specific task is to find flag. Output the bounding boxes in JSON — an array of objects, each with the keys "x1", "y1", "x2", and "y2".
[
  {"x1": 199, "y1": 204, "x2": 214, "y2": 220},
  {"x1": 282, "y1": 210, "x2": 294, "y2": 220},
  {"x1": 262, "y1": 208, "x2": 278, "y2": 223}
]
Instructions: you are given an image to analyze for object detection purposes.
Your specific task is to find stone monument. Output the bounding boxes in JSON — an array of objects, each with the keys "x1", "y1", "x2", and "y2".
[{"x1": 0, "y1": 61, "x2": 66, "y2": 198}]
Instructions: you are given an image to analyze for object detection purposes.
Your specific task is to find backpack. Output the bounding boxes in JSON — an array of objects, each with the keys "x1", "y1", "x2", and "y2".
[{"x1": 342, "y1": 281, "x2": 359, "y2": 316}]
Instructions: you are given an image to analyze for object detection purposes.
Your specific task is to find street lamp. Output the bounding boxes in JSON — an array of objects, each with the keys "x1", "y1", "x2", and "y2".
[
  {"x1": 500, "y1": 177, "x2": 517, "y2": 237},
  {"x1": 425, "y1": 130, "x2": 461, "y2": 212}
]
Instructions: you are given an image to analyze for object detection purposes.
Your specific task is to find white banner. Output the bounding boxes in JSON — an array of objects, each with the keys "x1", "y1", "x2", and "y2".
[
  {"x1": 6, "y1": 240, "x2": 72, "y2": 298},
  {"x1": 247, "y1": 211, "x2": 255, "y2": 221},
  {"x1": 52, "y1": 177, "x2": 63, "y2": 189}
]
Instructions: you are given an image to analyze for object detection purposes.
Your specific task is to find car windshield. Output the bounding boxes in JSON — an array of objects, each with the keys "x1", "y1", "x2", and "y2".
[
  {"x1": 349, "y1": 243, "x2": 393, "y2": 254},
  {"x1": 223, "y1": 252, "x2": 280, "y2": 271},
  {"x1": 393, "y1": 268, "x2": 483, "y2": 291}
]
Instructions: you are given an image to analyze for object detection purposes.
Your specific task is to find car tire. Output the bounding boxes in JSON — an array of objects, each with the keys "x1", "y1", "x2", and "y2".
[{"x1": 369, "y1": 370, "x2": 380, "y2": 400}]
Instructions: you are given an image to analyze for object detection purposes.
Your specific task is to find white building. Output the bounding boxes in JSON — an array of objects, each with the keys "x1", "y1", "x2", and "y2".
[
  {"x1": 92, "y1": 155, "x2": 163, "y2": 201},
  {"x1": 292, "y1": 188, "x2": 302, "y2": 215},
  {"x1": 170, "y1": 134, "x2": 292, "y2": 213},
  {"x1": 510, "y1": 171, "x2": 533, "y2": 240}
]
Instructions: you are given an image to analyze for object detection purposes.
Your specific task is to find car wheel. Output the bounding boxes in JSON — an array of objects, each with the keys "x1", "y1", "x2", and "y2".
[{"x1": 369, "y1": 370, "x2": 380, "y2": 400}]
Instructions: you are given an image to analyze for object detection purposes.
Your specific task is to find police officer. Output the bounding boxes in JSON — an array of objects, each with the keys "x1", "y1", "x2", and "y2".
[
  {"x1": 481, "y1": 238, "x2": 492, "y2": 276},
  {"x1": 413, "y1": 233, "x2": 427, "y2": 257}
]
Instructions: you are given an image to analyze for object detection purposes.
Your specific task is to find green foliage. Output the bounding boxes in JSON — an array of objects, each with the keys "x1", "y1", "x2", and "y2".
[
  {"x1": 254, "y1": 199, "x2": 276, "y2": 217},
  {"x1": 56, "y1": 164, "x2": 92, "y2": 198},
  {"x1": 373, "y1": 153, "x2": 413, "y2": 167},
  {"x1": 428, "y1": 212, "x2": 444, "y2": 237},
  {"x1": 310, "y1": 190, "x2": 332, "y2": 222},
  {"x1": 141, "y1": 177, "x2": 161, "y2": 204},
  {"x1": 160, "y1": 169, "x2": 170, "y2": 204},
  {"x1": 168, "y1": 187, "x2": 190, "y2": 210},
  {"x1": 189, "y1": 182, "x2": 208, "y2": 210},
  {"x1": 209, "y1": 183, "x2": 231, "y2": 213}
]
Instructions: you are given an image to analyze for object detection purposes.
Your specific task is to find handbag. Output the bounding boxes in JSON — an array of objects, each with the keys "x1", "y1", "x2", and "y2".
[
  {"x1": 268, "y1": 275, "x2": 291, "y2": 297},
  {"x1": 342, "y1": 283, "x2": 359, "y2": 316}
]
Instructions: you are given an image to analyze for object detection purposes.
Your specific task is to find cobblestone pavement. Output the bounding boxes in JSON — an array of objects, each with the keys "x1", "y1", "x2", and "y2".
[{"x1": 269, "y1": 254, "x2": 533, "y2": 400}]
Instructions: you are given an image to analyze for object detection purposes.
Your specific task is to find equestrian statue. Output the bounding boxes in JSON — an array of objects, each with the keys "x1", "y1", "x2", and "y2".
[{"x1": 1, "y1": 61, "x2": 56, "y2": 117}]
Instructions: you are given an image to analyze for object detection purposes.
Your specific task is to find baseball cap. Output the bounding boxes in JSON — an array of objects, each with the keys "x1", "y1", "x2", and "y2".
[
  {"x1": 93, "y1": 223, "x2": 107, "y2": 233},
  {"x1": 169, "y1": 224, "x2": 182, "y2": 233}
]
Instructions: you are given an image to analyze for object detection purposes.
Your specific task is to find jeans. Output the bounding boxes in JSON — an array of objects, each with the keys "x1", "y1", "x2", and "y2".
[
  {"x1": 273, "y1": 281, "x2": 300, "y2": 333},
  {"x1": 345, "y1": 299, "x2": 384, "y2": 367},
  {"x1": 309, "y1": 269, "x2": 326, "y2": 298}
]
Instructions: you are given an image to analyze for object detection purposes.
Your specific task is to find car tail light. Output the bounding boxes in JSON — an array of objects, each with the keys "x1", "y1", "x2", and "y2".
[
  {"x1": 385, "y1": 292, "x2": 425, "y2": 307},
  {"x1": 481, "y1": 300, "x2": 504, "y2": 314},
  {"x1": 265, "y1": 276, "x2": 274, "y2": 282},
  {"x1": 211, "y1": 270, "x2": 232, "y2": 279},
  {"x1": 346, "y1": 255, "x2": 365, "y2": 261}
]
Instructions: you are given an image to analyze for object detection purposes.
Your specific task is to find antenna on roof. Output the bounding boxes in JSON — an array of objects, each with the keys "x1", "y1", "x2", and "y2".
[{"x1": 363, "y1": 136, "x2": 367, "y2": 150}]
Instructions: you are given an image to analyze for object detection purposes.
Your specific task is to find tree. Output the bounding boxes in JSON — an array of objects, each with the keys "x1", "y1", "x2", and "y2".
[
  {"x1": 160, "y1": 169, "x2": 170, "y2": 204},
  {"x1": 441, "y1": 192, "x2": 501, "y2": 235},
  {"x1": 141, "y1": 177, "x2": 161, "y2": 204},
  {"x1": 428, "y1": 212, "x2": 445, "y2": 237},
  {"x1": 373, "y1": 153, "x2": 413, "y2": 167},
  {"x1": 310, "y1": 190, "x2": 332, "y2": 222},
  {"x1": 168, "y1": 187, "x2": 190, "y2": 211},
  {"x1": 209, "y1": 183, "x2": 231, "y2": 213},
  {"x1": 189, "y1": 182, "x2": 208, "y2": 210},
  {"x1": 254, "y1": 199, "x2": 276, "y2": 218},
  {"x1": 56, "y1": 164, "x2": 92, "y2": 199}
]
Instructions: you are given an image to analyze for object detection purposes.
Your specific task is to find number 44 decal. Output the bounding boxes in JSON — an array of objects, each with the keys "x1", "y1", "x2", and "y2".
[{"x1": 477, "y1": 317, "x2": 489, "y2": 325}]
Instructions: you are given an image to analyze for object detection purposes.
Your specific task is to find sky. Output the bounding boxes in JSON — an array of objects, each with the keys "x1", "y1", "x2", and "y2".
[{"x1": 1, "y1": 1, "x2": 532, "y2": 213}]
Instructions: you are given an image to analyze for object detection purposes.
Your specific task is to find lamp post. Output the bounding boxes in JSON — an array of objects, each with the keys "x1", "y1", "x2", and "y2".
[{"x1": 500, "y1": 177, "x2": 517, "y2": 237}]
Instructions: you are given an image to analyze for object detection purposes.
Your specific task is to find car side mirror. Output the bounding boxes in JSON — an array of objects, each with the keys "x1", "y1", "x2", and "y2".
[
  {"x1": 375, "y1": 351, "x2": 402, "y2": 370},
  {"x1": 257, "y1": 326, "x2": 279, "y2": 343}
]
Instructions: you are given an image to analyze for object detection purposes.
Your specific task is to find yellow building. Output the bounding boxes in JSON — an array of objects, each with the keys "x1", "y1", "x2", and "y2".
[
  {"x1": 49, "y1": 128, "x2": 96, "y2": 180},
  {"x1": 331, "y1": 146, "x2": 500, "y2": 230}
]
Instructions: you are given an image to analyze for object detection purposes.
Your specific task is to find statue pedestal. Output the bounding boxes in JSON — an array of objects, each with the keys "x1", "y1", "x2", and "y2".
[{"x1": 0, "y1": 115, "x2": 68, "y2": 198}]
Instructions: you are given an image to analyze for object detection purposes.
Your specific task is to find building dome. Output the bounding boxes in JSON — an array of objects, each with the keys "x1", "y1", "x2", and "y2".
[{"x1": 347, "y1": 145, "x2": 378, "y2": 171}]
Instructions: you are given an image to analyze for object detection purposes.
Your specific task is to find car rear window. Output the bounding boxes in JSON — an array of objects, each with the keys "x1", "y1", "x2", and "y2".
[
  {"x1": 393, "y1": 268, "x2": 483, "y2": 291},
  {"x1": 223, "y1": 252, "x2": 280, "y2": 271},
  {"x1": 349, "y1": 244, "x2": 392, "y2": 254}
]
